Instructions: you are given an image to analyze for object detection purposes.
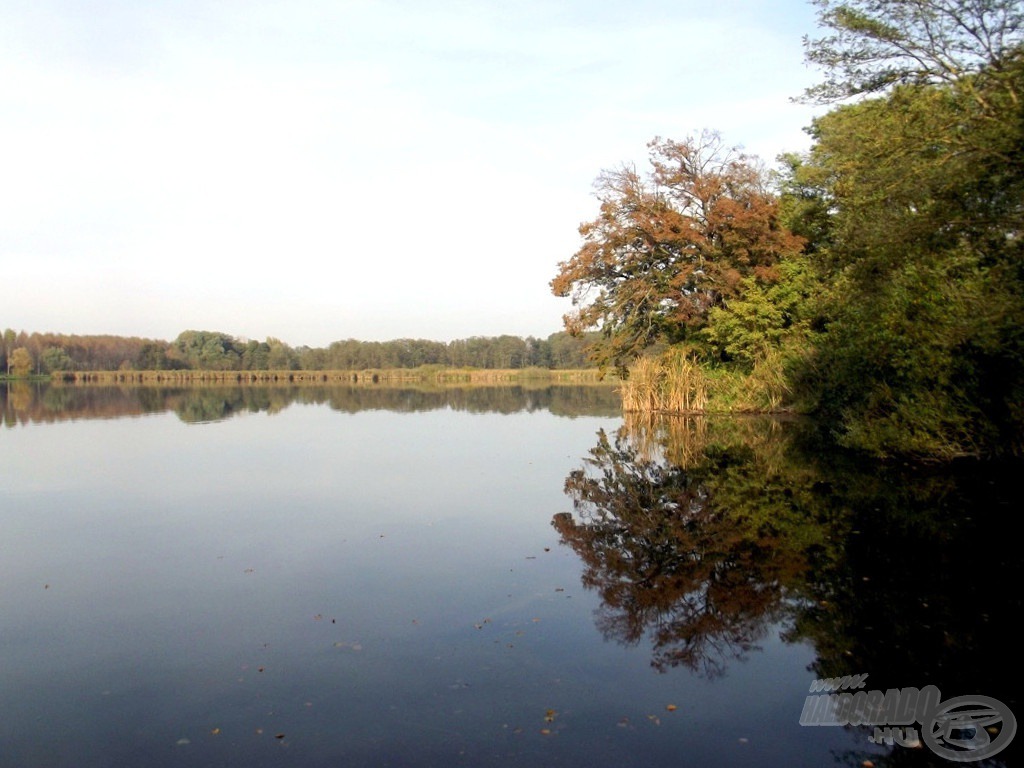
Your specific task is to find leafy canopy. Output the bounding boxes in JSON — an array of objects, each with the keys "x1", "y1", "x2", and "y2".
[{"x1": 551, "y1": 131, "x2": 803, "y2": 372}]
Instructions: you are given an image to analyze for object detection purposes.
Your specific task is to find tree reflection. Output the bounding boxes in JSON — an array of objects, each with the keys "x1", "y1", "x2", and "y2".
[
  {"x1": 554, "y1": 419, "x2": 821, "y2": 676},
  {"x1": 555, "y1": 414, "x2": 1022, "y2": 765},
  {"x1": 0, "y1": 381, "x2": 621, "y2": 425}
]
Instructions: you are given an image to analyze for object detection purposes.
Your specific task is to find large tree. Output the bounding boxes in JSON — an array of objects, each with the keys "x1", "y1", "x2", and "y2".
[
  {"x1": 551, "y1": 131, "x2": 803, "y2": 371},
  {"x1": 789, "y1": 0, "x2": 1024, "y2": 457}
]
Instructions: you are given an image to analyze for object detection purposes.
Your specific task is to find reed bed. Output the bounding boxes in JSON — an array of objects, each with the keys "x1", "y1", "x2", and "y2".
[
  {"x1": 54, "y1": 367, "x2": 608, "y2": 386},
  {"x1": 620, "y1": 350, "x2": 709, "y2": 413},
  {"x1": 620, "y1": 348, "x2": 793, "y2": 414}
]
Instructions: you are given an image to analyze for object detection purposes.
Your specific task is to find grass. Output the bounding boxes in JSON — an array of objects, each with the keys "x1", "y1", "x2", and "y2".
[
  {"x1": 52, "y1": 367, "x2": 613, "y2": 386},
  {"x1": 619, "y1": 347, "x2": 796, "y2": 415}
]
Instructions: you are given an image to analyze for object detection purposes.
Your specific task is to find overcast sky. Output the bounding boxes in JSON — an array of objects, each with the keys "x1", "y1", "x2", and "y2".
[{"x1": 1, "y1": 0, "x2": 826, "y2": 347}]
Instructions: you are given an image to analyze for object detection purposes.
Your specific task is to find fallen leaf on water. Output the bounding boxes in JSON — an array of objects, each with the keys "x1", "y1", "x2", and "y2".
[
  {"x1": 540, "y1": 729, "x2": 551, "y2": 735},
  {"x1": 210, "y1": 728, "x2": 220, "y2": 735},
  {"x1": 255, "y1": 728, "x2": 263, "y2": 735},
  {"x1": 666, "y1": 704, "x2": 678, "y2": 712},
  {"x1": 275, "y1": 733, "x2": 286, "y2": 740},
  {"x1": 647, "y1": 715, "x2": 661, "y2": 726},
  {"x1": 544, "y1": 709, "x2": 557, "y2": 722}
]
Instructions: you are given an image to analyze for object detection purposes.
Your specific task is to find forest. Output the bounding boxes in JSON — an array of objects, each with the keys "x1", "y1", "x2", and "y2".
[
  {"x1": 0, "y1": 328, "x2": 596, "y2": 376},
  {"x1": 551, "y1": 0, "x2": 1024, "y2": 459}
]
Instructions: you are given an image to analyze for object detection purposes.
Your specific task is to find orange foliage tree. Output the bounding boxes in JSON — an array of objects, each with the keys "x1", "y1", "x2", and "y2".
[{"x1": 551, "y1": 130, "x2": 804, "y2": 372}]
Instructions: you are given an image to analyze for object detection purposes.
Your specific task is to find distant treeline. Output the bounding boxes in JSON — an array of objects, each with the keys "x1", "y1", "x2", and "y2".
[{"x1": 0, "y1": 328, "x2": 598, "y2": 375}]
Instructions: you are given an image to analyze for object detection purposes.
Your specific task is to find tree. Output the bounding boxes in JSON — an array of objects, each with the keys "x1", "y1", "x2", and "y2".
[
  {"x1": 789, "y1": 8, "x2": 1024, "y2": 457},
  {"x1": 551, "y1": 131, "x2": 804, "y2": 371},
  {"x1": 40, "y1": 346, "x2": 74, "y2": 373},
  {"x1": 802, "y1": 0, "x2": 1024, "y2": 103},
  {"x1": 8, "y1": 347, "x2": 33, "y2": 377}
]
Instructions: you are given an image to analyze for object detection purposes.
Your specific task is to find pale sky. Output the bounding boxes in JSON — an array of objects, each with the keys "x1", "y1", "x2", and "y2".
[{"x1": 1, "y1": 0, "x2": 826, "y2": 347}]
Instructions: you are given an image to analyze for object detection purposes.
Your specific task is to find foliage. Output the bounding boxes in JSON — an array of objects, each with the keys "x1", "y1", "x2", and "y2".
[
  {"x1": 0, "y1": 328, "x2": 600, "y2": 374},
  {"x1": 551, "y1": 131, "x2": 804, "y2": 372},
  {"x1": 801, "y1": 0, "x2": 1024, "y2": 102},
  {"x1": 790, "y1": 55, "x2": 1024, "y2": 457},
  {"x1": 7, "y1": 347, "x2": 33, "y2": 377},
  {"x1": 701, "y1": 255, "x2": 823, "y2": 366},
  {"x1": 40, "y1": 346, "x2": 74, "y2": 373},
  {"x1": 552, "y1": 0, "x2": 1024, "y2": 458}
]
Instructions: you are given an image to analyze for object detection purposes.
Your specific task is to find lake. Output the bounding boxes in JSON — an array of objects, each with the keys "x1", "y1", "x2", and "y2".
[{"x1": 1, "y1": 383, "x2": 1019, "y2": 767}]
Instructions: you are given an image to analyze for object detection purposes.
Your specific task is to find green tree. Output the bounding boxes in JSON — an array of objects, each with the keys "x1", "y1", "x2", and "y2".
[
  {"x1": 40, "y1": 346, "x2": 74, "y2": 373},
  {"x1": 790, "y1": 4, "x2": 1024, "y2": 457}
]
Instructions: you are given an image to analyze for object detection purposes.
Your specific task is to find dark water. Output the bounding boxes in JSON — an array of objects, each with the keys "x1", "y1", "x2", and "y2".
[{"x1": 1, "y1": 383, "x2": 1019, "y2": 767}]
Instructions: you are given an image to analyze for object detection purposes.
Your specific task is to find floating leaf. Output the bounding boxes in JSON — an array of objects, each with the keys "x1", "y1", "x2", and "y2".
[
  {"x1": 210, "y1": 728, "x2": 220, "y2": 735},
  {"x1": 666, "y1": 704, "x2": 678, "y2": 711}
]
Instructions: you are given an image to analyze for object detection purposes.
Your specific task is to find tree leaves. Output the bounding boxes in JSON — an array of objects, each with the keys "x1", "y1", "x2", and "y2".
[{"x1": 551, "y1": 132, "x2": 804, "y2": 372}]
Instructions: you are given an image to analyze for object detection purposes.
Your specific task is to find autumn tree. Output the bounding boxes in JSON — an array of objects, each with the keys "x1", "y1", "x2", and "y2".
[
  {"x1": 551, "y1": 131, "x2": 804, "y2": 372},
  {"x1": 7, "y1": 347, "x2": 33, "y2": 377}
]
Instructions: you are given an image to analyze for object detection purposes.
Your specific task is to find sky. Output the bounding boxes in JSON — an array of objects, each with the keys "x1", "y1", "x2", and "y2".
[{"x1": 1, "y1": 0, "x2": 827, "y2": 348}]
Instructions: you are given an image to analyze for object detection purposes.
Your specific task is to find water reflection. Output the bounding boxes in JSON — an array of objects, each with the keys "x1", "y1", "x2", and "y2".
[
  {"x1": 0, "y1": 381, "x2": 622, "y2": 425},
  {"x1": 556, "y1": 414, "x2": 1022, "y2": 765}
]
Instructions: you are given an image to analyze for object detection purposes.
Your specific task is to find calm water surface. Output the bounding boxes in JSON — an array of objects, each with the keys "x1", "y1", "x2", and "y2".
[{"x1": 0, "y1": 384, "x2": 1019, "y2": 767}]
